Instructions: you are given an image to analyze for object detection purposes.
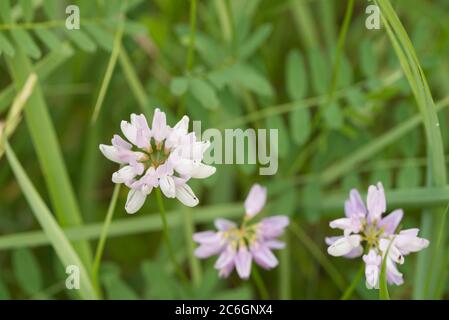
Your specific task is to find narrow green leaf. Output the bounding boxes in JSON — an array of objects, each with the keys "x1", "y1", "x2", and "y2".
[
  {"x1": 65, "y1": 29, "x2": 97, "y2": 52},
  {"x1": 170, "y1": 77, "x2": 189, "y2": 96},
  {"x1": 289, "y1": 103, "x2": 311, "y2": 146},
  {"x1": 308, "y1": 47, "x2": 329, "y2": 95},
  {"x1": 239, "y1": 23, "x2": 272, "y2": 59},
  {"x1": 360, "y1": 38, "x2": 378, "y2": 78},
  {"x1": 6, "y1": 47, "x2": 93, "y2": 271},
  {"x1": 42, "y1": 0, "x2": 57, "y2": 18},
  {"x1": 189, "y1": 78, "x2": 219, "y2": 109},
  {"x1": 323, "y1": 101, "x2": 343, "y2": 130},
  {"x1": 265, "y1": 115, "x2": 289, "y2": 158},
  {"x1": 12, "y1": 248, "x2": 43, "y2": 295},
  {"x1": 19, "y1": 0, "x2": 34, "y2": 22},
  {"x1": 232, "y1": 63, "x2": 273, "y2": 96},
  {"x1": 286, "y1": 49, "x2": 307, "y2": 100},
  {"x1": 10, "y1": 29, "x2": 41, "y2": 59},
  {"x1": 0, "y1": 32, "x2": 15, "y2": 56},
  {"x1": 85, "y1": 25, "x2": 114, "y2": 52},
  {"x1": 375, "y1": 0, "x2": 447, "y2": 299},
  {"x1": 0, "y1": 0, "x2": 12, "y2": 23},
  {"x1": 34, "y1": 28, "x2": 61, "y2": 50},
  {"x1": 3, "y1": 140, "x2": 97, "y2": 299}
]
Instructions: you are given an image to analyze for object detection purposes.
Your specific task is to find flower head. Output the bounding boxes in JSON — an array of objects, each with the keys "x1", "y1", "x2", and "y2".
[
  {"x1": 100, "y1": 109, "x2": 216, "y2": 213},
  {"x1": 326, "y1": 182, "x2": 429, "y2": 289},
  {"x1": 193, "y1": 184, "x2": 289, "y2": 279}
]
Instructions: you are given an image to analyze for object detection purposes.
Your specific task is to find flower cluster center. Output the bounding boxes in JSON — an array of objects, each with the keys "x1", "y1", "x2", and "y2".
[
  {"x1": 361, "y1": 220, "x2": 384, "y2": 248},
  {"x1": 223, "y1": 224, "x2": 259, "y2": 249},
  {"x1": 139, "y1": 139, "x2": 171, "y2": 169}
]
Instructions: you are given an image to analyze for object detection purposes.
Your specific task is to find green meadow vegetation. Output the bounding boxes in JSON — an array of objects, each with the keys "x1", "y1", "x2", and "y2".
[{"x1": 0, "y1": 0, "x2": 449, "y2": 299}]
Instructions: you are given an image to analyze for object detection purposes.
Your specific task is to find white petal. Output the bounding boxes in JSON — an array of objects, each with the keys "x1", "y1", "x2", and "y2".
[
  {"x1": 327, "y1": 235, "x2": 361, "y2": 257},
  {"x1": 173, "y1": 115, "x2": 189, "y2": 136},
  {"x1": 151, "y1": 108, "x2": 168, "y2": 142},
  {"x1": 120, "y1": 121, "x2": 137, "y2": 145},
  {"x1": 175, "y1": 159, "x2": 216, "y2": 179},
  {"x1": 175, "y1": 183, "x2": 199, "y2": 207},
  {"x1": 191, "y1": 163, "x2": 216, "y2": 179},
  {"x1": 112, "y1": 166, "x2": 138, "y2": 183},
  {"x1": 365, "y1": 265, "x2": 380, "y2": 289},
  {"x1": 125, "y1": 189, "x2": 147, "y2": 214},
  {"x1": 99, "y1": 144, "x2": 125, "y2": 164},
  {"x1": 329, "y1": 218, "x2": 352, "y2": 230},
  {"x1": 366, "y1": 182, "x2": 386, "y2": 222},
  {"x1": 174, "y1": 159, "x2": 197, "y2": 176},
  {"x1": 159, "y1": 176, "x2": 176, "y2": 198}
]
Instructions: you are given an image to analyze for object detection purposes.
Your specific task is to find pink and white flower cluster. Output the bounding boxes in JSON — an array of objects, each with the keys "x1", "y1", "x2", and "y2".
[
  {"x1": 193, "y1": 184, "x2": 289, "y2": 279},
  {"x1": 326, "y1": 182, "x2": 429, "y2": 289},
  {"x1": 99, "y1": 109, "x2": 215, "y2": 213}
]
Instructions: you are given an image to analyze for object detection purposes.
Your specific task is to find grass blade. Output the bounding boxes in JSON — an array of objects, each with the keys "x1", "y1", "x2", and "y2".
[
  {"x1": 3, "y1": 139, "x2": 97, "y2": 300},
  {"x1": 5, "y1": 47, "x2": 93, "y2": 271},
  {"x1": 375, "y1": 0, "x2": 448, "y2": 299}
]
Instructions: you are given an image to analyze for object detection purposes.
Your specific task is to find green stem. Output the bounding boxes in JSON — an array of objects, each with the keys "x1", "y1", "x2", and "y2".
[
  {"x1": 186, "y1": 0, "x2": 197, "y2": 71},
  {"x1": 155, "y1": 188, "x2": 189, "y2": 283},
  {"x1": 90, "y1": 13, "x2": 124, "y2": 124},
  {"x1": 312, "y1": 0, "x2": 354, "y2": 127},
  {"x1": 119, "y1": 49, "x2": 150, "y2": 115},
  {"x1": 178, "y1": 0, "x2": 197, "y2": 117},
  {"x1": 251, "y1": 266, "x2": 269, "y2": 300},
  {"x1": 278, "y1": 232, "x2": 291, "y2": 299},
  {"x1": 183, "y1": 207, "x2": 202, "y2": 287},
  {"x1": 340, "y1": 264, "x2": 364, "y2": 300},
  {"x1": 92, "y1": 183, "x2": 121, "y2": 292}
]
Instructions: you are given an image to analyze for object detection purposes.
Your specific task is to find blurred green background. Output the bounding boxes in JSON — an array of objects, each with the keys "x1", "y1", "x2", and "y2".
[{"x1": 1, "y1": 0, "x2": 449, "y2": 299}]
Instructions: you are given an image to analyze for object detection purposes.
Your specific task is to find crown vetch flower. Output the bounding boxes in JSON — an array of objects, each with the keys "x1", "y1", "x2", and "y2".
[
  {"x1": 326, "y1": 182, "x2": 429, "y2": 289},
  {"x1": 100, "y1": 109, "x2": 216, "y2": 213},
  {"x1": 193, "y1": 184, "x2": 289, "y2": 279}
]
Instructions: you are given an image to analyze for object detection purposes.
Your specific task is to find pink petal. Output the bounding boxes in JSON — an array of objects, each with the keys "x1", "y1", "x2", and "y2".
[
  {"x1": 214, "y1": 218, "x2": 237, "y2": 231},
  {"x1": 378, "y1": 209, "x2": 403, "y2": 235},
  {"x1": 250, "y1": 243, "x2": 278, "y2": 270},
  {"x1": 244, "y1": 184, "x2": 267, "y2": 218},
  {"x1": 345, "y1": 189, "x2": 367, "y2": 218},
  {"x1": 367, "y1": 182, "x2": 386, "y2": 222},
  {"x1": 235, "y1": 247, "x2": 252, "y2": 279}
]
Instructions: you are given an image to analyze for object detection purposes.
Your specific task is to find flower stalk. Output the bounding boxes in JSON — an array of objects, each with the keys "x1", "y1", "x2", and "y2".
[{"x1": 155, "y1": 188, "x2": 189, "y2": 283}]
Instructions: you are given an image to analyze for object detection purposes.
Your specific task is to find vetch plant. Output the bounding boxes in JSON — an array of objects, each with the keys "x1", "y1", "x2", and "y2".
[
  {"x1": 326, "y1": 182, "x2": 429, "y2": 289},
  {"x1": 100, "y1": 108, "x2": 216, "y2": 213},
  {"x1": 193, "y1": 184, "x2": 289, "y2": 280}
]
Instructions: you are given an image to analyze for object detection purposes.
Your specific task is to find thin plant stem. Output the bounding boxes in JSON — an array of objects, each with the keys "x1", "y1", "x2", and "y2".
[
  {"x1": 278, "y1": 232, "x2": 291, "y2": 299},
  {"x1": 90, "y1": 12, "x2": 124, "y2": 124},
  {"x1": 340, "y1": 264, "x2": 364, "y2": 300},
  {"x1": 92, "y1": 183, "x2": 121, "y2": 293},
  {"x1": 251, "y1": 266, "x2": 269, "y2": 300},
  {"x1": 186, "y1": 0, "x2": 197, "y2": 72},
  {"x1": 183, "y1": 207, "x2": 202, "y2": 287},
  {"x1": 155, "y1": 188, "x2": 189, "y2": 283},
  {"x1": 119, "y1": 49, "x2": 150, "y2": 115},
  {"x1": 312, "y1": 0, "x2": 354, "y2": 128},
  {"x1": 178, "y1": 0, "x2": 197, "y2": 116}
]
